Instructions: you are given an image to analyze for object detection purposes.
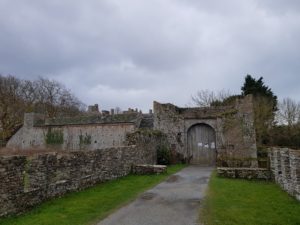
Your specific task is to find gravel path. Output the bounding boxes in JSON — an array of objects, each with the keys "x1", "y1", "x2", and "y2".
[{"x1": 97, "y1": 166, "x2": 213, "y2": 225}]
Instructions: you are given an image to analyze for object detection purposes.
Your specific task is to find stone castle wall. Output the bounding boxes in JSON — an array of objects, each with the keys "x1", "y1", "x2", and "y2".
[
  {"x1": 269, "y1": 148, "x2": 300, "y2": 201},
  {"x1": 153, "y1": 95, "x2": 257, "y2": 166},
  {"x1": 7, "y1": 113, "x2": 138, "y2": 150},
  {"x1": 0, "y1": 145, "x2": 156, "y2": 217}
]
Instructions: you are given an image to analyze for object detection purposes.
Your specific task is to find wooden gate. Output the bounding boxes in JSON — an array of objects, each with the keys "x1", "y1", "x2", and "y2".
[{"x1": 187, "y1": 124, "x2": 216, "y2": 165}]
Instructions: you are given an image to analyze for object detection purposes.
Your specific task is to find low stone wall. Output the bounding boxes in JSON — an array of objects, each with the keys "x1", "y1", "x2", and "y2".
[
  {"x1": 216, "y1": 158, "x2": 259, "y2": 168},
  {"x1": 0, "y1": 145, "x2": 155, "y2": 217},
  {"x1": 217, "y1": 167, "x2": 271, "y2": 180},
  {"x1": 133, "y1": 164, "x2": 167, "y2": 175},
  {"x1": 269, "y1": 148, "x2": 300, "y2": 200}
]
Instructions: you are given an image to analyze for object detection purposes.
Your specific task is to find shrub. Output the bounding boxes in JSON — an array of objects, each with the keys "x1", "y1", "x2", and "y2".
[{"x1": 157, "y1": 144, "x2": 171, "y2": 165}]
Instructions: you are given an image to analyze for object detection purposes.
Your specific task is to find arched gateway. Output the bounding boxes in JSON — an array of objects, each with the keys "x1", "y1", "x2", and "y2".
[
  {"x1": 187, "y1": 124, "x2": 216, "y2": 165},
  {"x1": 153, "y1": 95, "x2": 258, "y2": 167}
]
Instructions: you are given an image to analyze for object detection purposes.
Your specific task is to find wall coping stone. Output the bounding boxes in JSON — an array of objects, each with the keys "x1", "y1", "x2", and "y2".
[{"x1": 218, "y1": 167, "x2": 269, "y2": 171}]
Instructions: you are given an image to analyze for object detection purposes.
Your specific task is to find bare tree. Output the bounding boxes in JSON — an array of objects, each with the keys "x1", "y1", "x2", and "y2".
[
  {"x1": 0, "y1": 75, "x2": 84, "y2": 141},
  {"x1": 191, "y1": 89, "x2": 232, "y2": 107},
  {"x1": 276, "y1": 97, "x2": 300, "y2": 126},
  {"x1": 34, "y1": 77, "x2": 84, "y2": 117},
  {"x1": 0, "y1": 75, "x2": 25, "y2": 140}
]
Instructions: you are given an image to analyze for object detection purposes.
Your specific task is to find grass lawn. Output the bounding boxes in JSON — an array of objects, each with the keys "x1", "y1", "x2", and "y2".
[
  {"x1": 0, "y1": 164, "x2": 186, "y2": 225},
  {"x1": 201, "y1": 172, "x2": 300, "y2": 225}
]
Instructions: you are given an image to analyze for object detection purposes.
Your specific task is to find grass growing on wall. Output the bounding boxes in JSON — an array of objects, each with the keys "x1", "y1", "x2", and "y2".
[
  {"x1": 0, "y1": 164, "x2": 186, "y2": 225},
  {"x1": 201, "y1": 172, "x2": 300, "y2": 225}
]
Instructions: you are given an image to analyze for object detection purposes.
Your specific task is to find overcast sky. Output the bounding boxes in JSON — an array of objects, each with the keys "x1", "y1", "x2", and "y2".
[{"x1": 1, "y1": 0, "x2": 300, "y2": 112}]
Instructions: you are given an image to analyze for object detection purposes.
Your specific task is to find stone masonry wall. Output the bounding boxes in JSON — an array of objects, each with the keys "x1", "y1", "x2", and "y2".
[
  {"x1": 153, "y1": 102, "x2": 186, "y2": 159},
  {"x1": 7, "y1": 113, "x2": 136, "y2": 150},
  {"x1": 153, "y1": 95, "x2": 257, "y2": 166},
  {"x1": 0, "y1": 145, "x2": 156, "y2": 217},
  {"x1": 221, "y1": 95, "x2": 257, "y2": 162},
  {"x1": 269, "y1": 148, "x2": 300, "y2": 200},
  {"x1": 217, "y1": 167, "x2": 271, "y2": 180}
]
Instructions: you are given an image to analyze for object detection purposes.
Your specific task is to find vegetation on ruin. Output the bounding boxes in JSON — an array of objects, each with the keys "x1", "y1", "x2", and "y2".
[
  {"x1": 201, "y1": 172, "x2": 300, "y2": 225},
  {"x1": 157, "y1": 144, "x2": 171, "y2": 165},
  {"x1": 127, "y1": 128, "x2": 165, "y2": 138},
  {"x1": 0, "y1": 164, "x2": 186, "y2": 225},
  {"x1": 79, "y1": 133, "x2": 92, "y2": 146},
  {"x1": 126, "y1": 129, "x2": 171, "y2": 165},
  {"x1": 45, "y1": 129, "x2": 64, "y2": 145},
  {"x1": 191, "y1": 89, "x2": 233, "y2": 107},
  {"x1": 126, "y1": 129, "x2": 167, "y2": 146}
]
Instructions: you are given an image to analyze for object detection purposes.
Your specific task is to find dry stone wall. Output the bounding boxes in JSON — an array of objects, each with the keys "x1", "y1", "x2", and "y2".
[
  {"x1": 0, "y1": 145, "x2": 156, "y2": 217},
  {"x1": 269, "y1": 148, "x2": 300, "y2": 200},
  {"x1": 217, "y1": 167, "x2": 271, "y2": 180}
]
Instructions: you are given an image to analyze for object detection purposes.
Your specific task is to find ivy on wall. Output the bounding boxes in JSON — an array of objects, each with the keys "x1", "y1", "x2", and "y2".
[
  {"x1": 79, "y1": 133, "x2": 92, "y2": 146},
  {"x1": 45, "y1": 129, "x2": 64, "y2": 145}
]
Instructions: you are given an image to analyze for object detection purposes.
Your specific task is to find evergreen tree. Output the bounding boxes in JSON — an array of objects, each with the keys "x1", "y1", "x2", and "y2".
[
  {"x1": 241, "y1": 74, "x2": 277, "y2": 110},
  {"x1": 241, "y1": 74, "x2": 277, "y2": 145}
]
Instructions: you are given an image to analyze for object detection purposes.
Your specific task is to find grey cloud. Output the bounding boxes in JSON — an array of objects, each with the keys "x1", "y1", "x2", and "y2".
[
  {"x1": 256, "y1": 0, "x2": 300, "y2": 14},
  {"x1": 0, "y1": 0, "x2": 300, "y2": 111}
]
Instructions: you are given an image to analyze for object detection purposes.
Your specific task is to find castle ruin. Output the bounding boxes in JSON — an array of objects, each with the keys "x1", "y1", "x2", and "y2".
[{"x1": 7, "y1": 95, "x2": 257, "y2": 166}]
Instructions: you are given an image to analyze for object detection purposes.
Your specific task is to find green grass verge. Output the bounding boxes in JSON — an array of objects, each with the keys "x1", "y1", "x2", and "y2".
[
  {"x1": 0, "y1": 164, "x2": 186, "y2": 225},
  {"x1": 201, "y1": 172, "x2": 300, "y2": 225}
]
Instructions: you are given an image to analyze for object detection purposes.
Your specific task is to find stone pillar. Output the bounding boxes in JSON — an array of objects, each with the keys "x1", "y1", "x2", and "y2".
[
  {"x1": 280, "y1": 148, "x2": 292, "y2": 194},
  {"x1": 268, "y1": 149, "x2": 276, "y2": 180},
  {"x1": 290, "y1": 150, "x2": 300, "y2": 200},
  {"x1": 273, "y1": 148, "x2": 282, "y2": 185}
]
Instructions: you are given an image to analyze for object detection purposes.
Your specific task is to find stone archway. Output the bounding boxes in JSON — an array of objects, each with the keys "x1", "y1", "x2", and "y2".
[{"x1": 187, "y1": 123, "x2": 216, "y2": 165}]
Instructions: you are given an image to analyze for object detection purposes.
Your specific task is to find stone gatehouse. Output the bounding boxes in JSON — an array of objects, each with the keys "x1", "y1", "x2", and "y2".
[{"x1": 153, "y1": 95, "x2": 257, "y2": 166}]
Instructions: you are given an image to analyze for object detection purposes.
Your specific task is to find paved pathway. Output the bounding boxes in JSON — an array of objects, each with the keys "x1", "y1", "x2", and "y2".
[{"x1": 97, "y1": 166, "x2": 213, "y2": 225}]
